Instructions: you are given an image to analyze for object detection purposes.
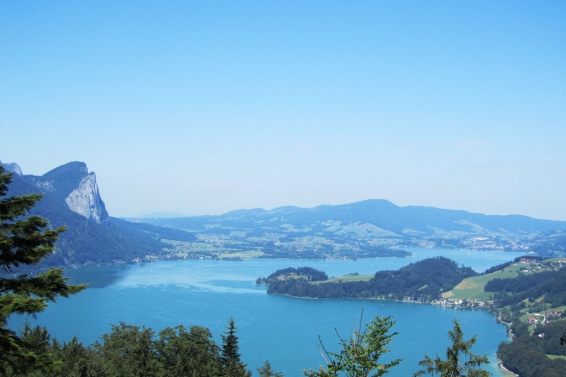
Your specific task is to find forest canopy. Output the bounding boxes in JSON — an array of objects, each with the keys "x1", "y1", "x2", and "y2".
[{"x1": 261, "y1": 257, "x2": 477, "y2": 300}]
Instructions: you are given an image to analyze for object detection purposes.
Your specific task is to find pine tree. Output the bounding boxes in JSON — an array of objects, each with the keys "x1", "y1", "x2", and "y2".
[
  {"x1": 304, "y1": 311, "x2": 401, "y2": 377},
  {"x1": 0, "y1": 166, "x2": 87, "y2": 374},
  {"x1": 258, "y1": 360, "x2": 284, "y2": 377},
  {"x1": 413, "y1": 320, "x2": 490, "y2": 377},
  {"x1": 221, "y1": 317, "x2": 251, "y2": 377}
]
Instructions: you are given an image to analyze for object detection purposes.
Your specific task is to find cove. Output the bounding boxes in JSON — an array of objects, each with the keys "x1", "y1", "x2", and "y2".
[{"x1": 12, "y1": 248, "x2": 521, "y2": 376}]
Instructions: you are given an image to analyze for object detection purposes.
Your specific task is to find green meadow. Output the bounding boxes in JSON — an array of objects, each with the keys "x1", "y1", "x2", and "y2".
[{"x1": 443, "y1": 264, "x2": 524, "y2": 300}]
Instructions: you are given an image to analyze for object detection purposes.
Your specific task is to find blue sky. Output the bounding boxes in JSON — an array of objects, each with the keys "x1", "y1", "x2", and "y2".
[{"x1": 1, "y1": 1, "x2": 565, "y2": 220}]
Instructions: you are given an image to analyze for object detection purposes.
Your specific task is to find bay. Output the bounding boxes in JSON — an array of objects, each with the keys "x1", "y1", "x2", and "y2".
[{"x1": 12, "y1": 248, "x2": 522, "y2": 376}]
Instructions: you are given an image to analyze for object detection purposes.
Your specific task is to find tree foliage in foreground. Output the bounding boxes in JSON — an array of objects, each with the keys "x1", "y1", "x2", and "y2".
[
  {"x1": 258, "y1": 360, "x2": 284, "y2": 377},
  {"x1": 413, "y1": 320, "x2": 490, "y2": 377},
  {"x1": 5, "y1": 319, "x2": 262, "y2": 377},
  {"x1": 0, "y1": 166, "x2": 86, "y2": 375},
  {"x1": 6, "y1": 307, "x2": 503, "y2": 377},
  {"x1": 303, "y1": 312, "x2": 401, "y2": 377}
]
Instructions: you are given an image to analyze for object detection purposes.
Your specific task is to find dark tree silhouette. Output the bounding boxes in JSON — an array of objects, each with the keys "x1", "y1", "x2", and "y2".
[{"x1": 0, "y1": 166, "x2": 86, "y2": 374}]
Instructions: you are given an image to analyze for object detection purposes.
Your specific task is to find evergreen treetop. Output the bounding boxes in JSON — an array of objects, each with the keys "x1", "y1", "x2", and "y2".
[
  {"x1": 414, "y1": 320, "x2": 490, "y2": 377},
  {"x1": 0, "y1": 166, "x2": 87, "y2": 374}
]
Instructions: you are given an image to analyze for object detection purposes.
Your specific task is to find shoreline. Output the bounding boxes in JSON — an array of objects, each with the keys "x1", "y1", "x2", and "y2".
[{"x1": 498, "y1": 362, "x2": 518, "y2": 376}]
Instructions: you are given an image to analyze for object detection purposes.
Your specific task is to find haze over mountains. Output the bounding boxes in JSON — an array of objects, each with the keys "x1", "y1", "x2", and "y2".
[
  {"x1": 146, "y1": 199, "x2": 566, "y2": 235},
  {"x1": 2, "y1": 160, "x2": 566, "y2": 266},
  {"x1": 142, "y1": 199, "x2": 566, "y2": 259}
]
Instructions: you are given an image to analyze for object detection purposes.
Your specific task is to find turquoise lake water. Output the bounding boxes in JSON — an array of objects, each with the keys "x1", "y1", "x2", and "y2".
[{"x1": 12, "y1": 248, "x2": 522, "y2": 376}]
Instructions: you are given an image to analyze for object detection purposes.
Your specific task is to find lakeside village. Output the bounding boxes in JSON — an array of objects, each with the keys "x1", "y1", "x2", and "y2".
[
  {"x1": 377, "y1": 291, "x2": 499, "y2": 312},
  {"x1": 135, "y1": 225, "x2": 553, "y2": 263},
  {"x1": 405, "y1": 258, "x2": 566, "y2": 322}
]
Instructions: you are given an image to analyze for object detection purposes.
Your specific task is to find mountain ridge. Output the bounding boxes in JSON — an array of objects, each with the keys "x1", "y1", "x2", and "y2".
[
  {"x1": 3, "y1": 160, "x2": 565, "y2": 264},
  {"x1": 1, "y1": 160, "x2": 195, "y2": 267},
  {"x1": 141, "y1": 199, "x2": 566, "y2": 258},
  {"x1": 145, "y1": 198, "x2": 566, "y2": 235}
]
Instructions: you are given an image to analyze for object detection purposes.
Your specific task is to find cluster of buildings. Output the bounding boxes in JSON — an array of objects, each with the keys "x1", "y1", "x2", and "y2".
[
  {"x1": 400, "y1": 296, "x2": 495, "y2": 311},
  {"x1": 432, "y1": 298, "x2": 495, "y2": 310},
  {"x1": 528, "y1": 310, "x2": 563, "y2": 325}
]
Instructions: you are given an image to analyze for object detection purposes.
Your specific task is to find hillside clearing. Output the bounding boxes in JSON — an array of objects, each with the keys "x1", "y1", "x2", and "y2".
[
  {"x1": 443, "y1": 263, "x2": 525, "y2": 300},
  {"x1": 326, "y1": 273, "x2": 374, "y2": 283}
]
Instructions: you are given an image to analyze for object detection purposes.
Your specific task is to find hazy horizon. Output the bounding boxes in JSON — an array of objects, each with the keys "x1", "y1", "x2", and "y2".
[
  {"x1": 3, "y1": 158, "x2": 565, "y2": 223},
  {"x1": 2, "y1": 2, "x2": 565, "y2": 220}
]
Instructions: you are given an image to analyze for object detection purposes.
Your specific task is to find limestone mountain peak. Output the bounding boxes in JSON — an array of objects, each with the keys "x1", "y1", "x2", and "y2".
[
  {"x1": 42, "y1": 162, "x2": 109, "y2": 224},
  {"x1": 0, "y1": 161, "x2": 22, "y2": 176},
  {"x1": 2, "y1": 160, "x2": 108, "y2": 224}
]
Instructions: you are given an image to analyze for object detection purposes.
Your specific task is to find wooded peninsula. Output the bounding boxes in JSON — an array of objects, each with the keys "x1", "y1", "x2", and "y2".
[{"x1": 256, "y1": 256, "x2": 566, "y2": 376}]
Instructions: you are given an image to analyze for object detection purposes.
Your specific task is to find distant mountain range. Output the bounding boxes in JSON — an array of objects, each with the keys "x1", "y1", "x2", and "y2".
[
  {"x1": 1, "y1": 161, "x2": 195, "y2": 267},
  {"x1": 2, "y1": 160, "x2": 566, "y2": 266},
  {"x1": 143, "y1": 199, "x2": 566, "y2": 258},
  {"x1": 146, "y1": 199, "x2": 566, "y2": 235}
]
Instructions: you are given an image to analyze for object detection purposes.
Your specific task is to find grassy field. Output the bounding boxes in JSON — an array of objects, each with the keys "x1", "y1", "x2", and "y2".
[
  {"x1": 546, "y1": 355, "x2": 566, "y2": 361},
  {"x1": 444, "y1": 260, "x2": 565, "y2": 303},
  {"x1": 327, "y1": 273, "x2": 374, "y2": 283},
  {"x1": 443, "y1": 264, "x2": 523, "y2": 300}
]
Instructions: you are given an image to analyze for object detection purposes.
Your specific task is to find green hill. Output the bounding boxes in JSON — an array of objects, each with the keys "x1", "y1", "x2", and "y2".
[{"x1": 263, "y1": 256, "x2": 477, "y2": 300}]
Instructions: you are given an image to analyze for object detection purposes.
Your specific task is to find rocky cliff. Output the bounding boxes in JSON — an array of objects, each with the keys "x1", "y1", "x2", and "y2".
[
  {"x1": 1, "y1": 162, "x2": 22, "y2": 176},
  {"x1": 4, "y1": 161, "x2": 110, "y2": 225},
  {"x1": 0, "y1": 160, "x2": 195, "y2": 267},
  {"x1": 65, "y1": 172, "x2": 107, "y2": 224}
]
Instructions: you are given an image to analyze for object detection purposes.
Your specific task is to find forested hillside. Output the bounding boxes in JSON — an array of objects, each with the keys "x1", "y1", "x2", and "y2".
[
  {"x1": 261, "y1": 257, "x2": 477, "y2": 300},
  {"x1": 498, "y1": 321, "x2": 566, "y2": 377},
  {"x1": 3, "y1": 320, "x2": 261, "y2": 377},
  {"x1": 487, "y1": 268, "x2": 566, "y2": 308},
  {"x1": 256, "y1": 267, "x2": 328, "y2": 285},
  {"x1": 485, "y1": 260, "x2": 566, "y2": 377}
]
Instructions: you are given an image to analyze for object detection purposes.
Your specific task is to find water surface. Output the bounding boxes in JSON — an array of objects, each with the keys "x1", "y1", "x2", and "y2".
[{"x1": 13, "y1": 248, "x2": 521, "y2": 376}]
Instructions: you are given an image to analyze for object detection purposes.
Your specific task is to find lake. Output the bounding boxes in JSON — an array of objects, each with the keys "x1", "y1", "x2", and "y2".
[{"x1": 12, "y1": 248, "x2": 522, "y2": 376}]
